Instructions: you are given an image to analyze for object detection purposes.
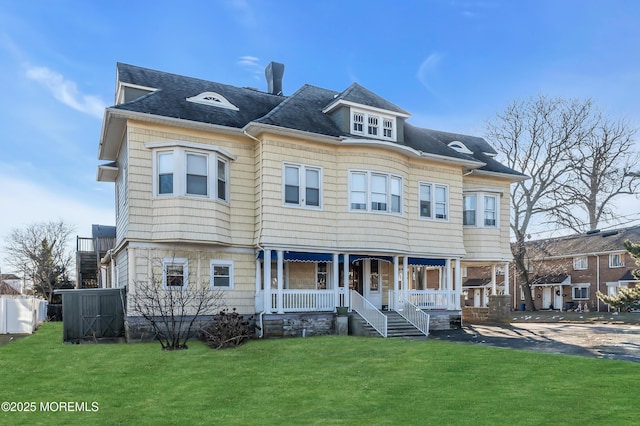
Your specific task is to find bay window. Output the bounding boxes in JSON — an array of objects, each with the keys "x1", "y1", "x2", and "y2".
[
  {"x1": 153, "y1": 145, "x2": 230, "y2": 201},
  {"x1": 349, "y1": 170, "x2": 403, "y2": 214},
  {"x1": 462, "y1": 191, "x2": 499, "y2": 228}
]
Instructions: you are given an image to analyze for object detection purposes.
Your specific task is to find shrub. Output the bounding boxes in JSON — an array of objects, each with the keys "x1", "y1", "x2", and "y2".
[{"x1": 201, "y1": 309, "x2": 258, "y2": 349}]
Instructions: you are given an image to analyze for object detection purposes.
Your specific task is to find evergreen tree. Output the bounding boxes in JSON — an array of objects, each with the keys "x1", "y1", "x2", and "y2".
[{"x1": 597, "y1": 240, "x2": 640, "y2": 310}]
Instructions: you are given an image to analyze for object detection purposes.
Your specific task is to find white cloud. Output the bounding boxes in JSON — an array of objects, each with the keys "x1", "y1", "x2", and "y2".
[
  {"x1": 25, "y1": 66, "x2": 106, "y2": 119},
  {"x1": 416, "y1": 52, "x2": 443, "y2": 93},
  {"x1": 0, "y1": 173, "x2": 114, "y2": 274},
  {"x1": 237, "y1": 55, "x2": 263, "y2": 80}
]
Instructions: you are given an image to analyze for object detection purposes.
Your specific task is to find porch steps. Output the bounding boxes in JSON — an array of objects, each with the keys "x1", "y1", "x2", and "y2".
[
  {"x1": 383, "y1": 311, "x2": 427, "y2": 338},
  {"x1": 351, "y1": 311, "x2": 426, "y2": 338}
]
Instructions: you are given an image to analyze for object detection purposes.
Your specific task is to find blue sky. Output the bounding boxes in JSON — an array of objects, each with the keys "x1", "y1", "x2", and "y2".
[{"x1": 1, "y1": 0, "x2": 639, "y2": 271}]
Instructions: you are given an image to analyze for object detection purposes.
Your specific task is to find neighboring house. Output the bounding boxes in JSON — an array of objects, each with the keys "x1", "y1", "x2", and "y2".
[
  {"x1": 76, "y1": 225, "x2": 116, "y2": 288},
  {"x1": 466, "y1": 226, "x2": 640, "y2": 312},
  {"x1": 0, "y1": 274, "x2": 22, "y2": 296},
  {"x1": 96, "y1": 62, "x2": 525, "y2": 337}
]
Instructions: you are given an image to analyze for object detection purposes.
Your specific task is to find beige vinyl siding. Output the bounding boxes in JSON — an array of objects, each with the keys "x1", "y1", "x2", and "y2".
[
  {"x1": 462, "y1": 177, "x2": 512, "y2": 260},
  {"x1": 126, "y1": 245, "x2": 256, "y2": 314},
  {"x1": 115, "y1": 248, "x2": 128, "y2": 289},
  {"x1": 115, "y1": 137, "x2": 129, "y2": 245},
  {"x1": 123, "y1": 121, "x2": 256, "y2": 246},
  {"x1": 258, "y1": 135, "x2": 466, "y2": 256}
]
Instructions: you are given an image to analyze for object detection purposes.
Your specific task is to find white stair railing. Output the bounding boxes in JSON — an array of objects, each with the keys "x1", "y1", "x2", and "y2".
[
  {"x1": 389, "y1": 291, "x2": 430, "y2": 337},
  {"x1": 350, "y1": 290, "x2": 387, "y2": 337}
]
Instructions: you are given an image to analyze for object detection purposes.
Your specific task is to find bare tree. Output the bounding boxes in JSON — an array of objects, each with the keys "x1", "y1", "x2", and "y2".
[
  {"x1": 130, "y1": 255, "x2": 225, "y2": 350},
  {"x1": 3, "y1": 220, "x2": 75, "y2": 302},
  {"x1": 551, "y1": 115, "x2": 639, "y2": 232},
  {"x1": 486, "y1": 95, "x2": 593, "y2": 310}
]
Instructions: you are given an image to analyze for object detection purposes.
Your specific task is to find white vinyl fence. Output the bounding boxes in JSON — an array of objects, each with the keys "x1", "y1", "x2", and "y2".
[{"x1": 0, "y1": 297, "x2": 48, "y2": 334}]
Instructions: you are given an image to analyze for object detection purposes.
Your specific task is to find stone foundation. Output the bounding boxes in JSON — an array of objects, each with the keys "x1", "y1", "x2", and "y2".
[
  {"x1": 462, "y1": 295, "x2": 511, "y2": 324},
  {"x1": 261, "y1": 313, "x2": 335, "y2": 338}
]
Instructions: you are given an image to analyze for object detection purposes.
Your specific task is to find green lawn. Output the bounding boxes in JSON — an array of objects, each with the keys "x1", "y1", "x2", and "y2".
[{"x1": 0, "y1": 323, "x2": 638, "y2": 425}]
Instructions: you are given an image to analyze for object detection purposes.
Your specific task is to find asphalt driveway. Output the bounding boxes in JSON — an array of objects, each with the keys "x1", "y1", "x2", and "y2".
[{"x1": 430, "y1": 323, "x2": 640, "y2": 362}]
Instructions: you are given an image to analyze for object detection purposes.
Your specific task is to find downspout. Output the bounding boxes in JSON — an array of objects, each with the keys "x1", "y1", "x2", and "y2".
[
  {"x1": 244, "y1": 129, "x2": 267, "y2": 336},
  {"x1": 596, "y1": 254, "x2": 600, "y2": 312}
]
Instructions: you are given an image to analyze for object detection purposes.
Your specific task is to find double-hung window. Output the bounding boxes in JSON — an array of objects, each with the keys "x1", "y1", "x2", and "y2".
[
  {"x1": 419, "y1": 182, "x2": 448, "y2": 220},
  {"x1": 572, "y1": 284, "x2": 589, "y2": 300},
  {"x1": 153, "y1": 144, "x2": 231, "y2": 201},
  {"x1": 463, "y1": 195, "x2": 476, "y2": 225},
  {"x1": 283, "y1": 164, "x2": 321, "y2": 208},
  {"x1": 210, "y1": 260, "x2": 233, "y2": 289},
  {"x1": 609, "y1": 253, "x2": 625, "y2": 268},
  {"x1": 162, "y1": 258, "x2": 188, "y2": 289},
  {"x1": 186, "y1": 153, "x2": 208, "y2": 196},
  {"x1": 573, "y1": 256, "x2": 588, "y2": 270},
  {"x1": 349, "y1": 171, "x2": 402, "y2": 214},
  {"x1": 158, "y1": 152, "x2": 174, "y2": 195},
  {"x1": 484, "y1": 195, "x2": 497, "y2": 227}
]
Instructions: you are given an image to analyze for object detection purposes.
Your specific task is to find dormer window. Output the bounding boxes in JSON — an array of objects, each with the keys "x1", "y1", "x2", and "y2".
[
  {"x1": 186, "y1": 92, "x2": 239, "y2": 111},
  {"x1": 353, "y1": 112, "x2": 364, "y2": 133},
  {"x1": 368, "y1": 116, "x2": 379, "y2": 136},
  {"x1": 350, "y1": 109, "x2": 395, "y2": 141},
  {"x1": 448, "y1": 141, "x2": 473, "y2": 154},
  {"x1": 383, "y1": 119, "x2": 393, "y2": 138}
]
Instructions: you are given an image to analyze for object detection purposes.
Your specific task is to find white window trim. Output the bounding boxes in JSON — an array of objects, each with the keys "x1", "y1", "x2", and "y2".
[
  {"x1": 609, "y1": 253, "x2": 625, "y2": 268},
  {"x1": 151, "y1": 146, "x2": 230, "y2": 203},
  {"x1": 571, "y1": 283, "x2": 590, "y2": 300},
  {"x1": 350, "y1": 108, "x2": 396, "y2": 141},
  {"x1": 210, "y1": 260, "x2": 234, "y2": 290},
  {"x1": 419, "y1": 182, "x2": 449, "y2": 222},
  {"x1": 573, "y1": 256, "x2": 588, "y2": 270},
  {"x1": 462, "y1": 191, "x2": 500, "y2": 228},
  {"x1": 316, "y1": 262, "x2": 330, "y2": 290},
  {"x1": 186, "y1": 92, "x2": 239, "y2": 111},
  {"x1": 162, "y1": 258, "x2": 188, "y2": 289},
  {"x1": 282, "y1": 163, "x2": 323, "y2": 209},
  {"x1": 348, "y1": 170, "x2": 403, "y2": 215}
]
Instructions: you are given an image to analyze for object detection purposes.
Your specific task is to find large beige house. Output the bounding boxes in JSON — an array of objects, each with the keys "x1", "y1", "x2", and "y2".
[{"x1": 97, "y1": 62, "x2": 525, "y2": 337}]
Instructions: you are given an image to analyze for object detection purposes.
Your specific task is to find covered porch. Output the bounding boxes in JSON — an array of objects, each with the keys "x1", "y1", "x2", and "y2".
[{"x1": 254, "y1": 249, "x2": 464, "y2": 314}]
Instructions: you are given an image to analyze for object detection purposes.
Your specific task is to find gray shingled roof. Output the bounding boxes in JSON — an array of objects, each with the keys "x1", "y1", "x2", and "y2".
[
  {"x1": 463, "y1": 278, "x2": 491, "y2": 287},
  {"x1": 330, "y1": 83, "x2": 410, "y2": 116},
  {"x1": 525, "y1": 226, "x2": 640, "y2": 258},
  {"x1": 111, "y1": 63, "x2": 523, "y2": 177}
]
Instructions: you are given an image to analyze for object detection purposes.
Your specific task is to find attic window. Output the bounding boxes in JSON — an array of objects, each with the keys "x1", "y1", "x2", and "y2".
[
  {"x1": 448, "y1": 141, "x2": 473, "y2": 154},
  {"x1": 350, "y1": 109, "x2": 395, "y2": 141},
  {"x1": 187, "y1": 92, "x2": 239, "y2": 111}
]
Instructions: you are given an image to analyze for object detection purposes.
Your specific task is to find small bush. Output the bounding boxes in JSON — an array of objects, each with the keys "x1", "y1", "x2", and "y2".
[{"x1": 201, "y1": 309, "x2": 258, "y2": 349}]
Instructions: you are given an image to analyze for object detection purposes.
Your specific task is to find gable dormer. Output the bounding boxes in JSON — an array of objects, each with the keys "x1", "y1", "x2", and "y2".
[{"x1": 322, "y1": 83, "x2": 410, "y2": 143}]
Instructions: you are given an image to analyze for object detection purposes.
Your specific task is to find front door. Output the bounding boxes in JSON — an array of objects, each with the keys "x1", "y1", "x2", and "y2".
[
  {"x1": 542, "y1": 287, "x2": 552, "y2": 309},
  {"x1": 363, "y1": 259, "x2": 382, "y2": 309},
  {"x1": 474, "y1": 289, "x2": 481, "y2": 307},
  {"x1": 554, "y1": 287, "x2": 563, "y2": 311}
]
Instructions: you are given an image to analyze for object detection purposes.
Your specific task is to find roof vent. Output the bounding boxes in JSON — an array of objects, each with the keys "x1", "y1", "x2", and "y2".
[
  {"x1": 601, "y1": 230, "x2": 619, "y2": 238},
  {"x1": 265, "y1": 62, "x2": 285, "y2": 96},
  {"x1": 585, "y1": 229, "x2": 600, "y2": 235}
]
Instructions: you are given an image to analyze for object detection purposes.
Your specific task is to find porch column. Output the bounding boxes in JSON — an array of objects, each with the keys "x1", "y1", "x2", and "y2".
[
  {"x1": 333, "y1": 253, "x2": 340, "y2": 309},
  {"x1": 402, "y1": 256, "x2": 409, "y2": 304},
  {"x1": 263, "y1": 249, "x2": 272, "y2": 313},
  {"x1": 393, "y1": 256, "x2": 399, "y2": 310},
  {"x1": 503, "y1": 261, "x2": 510, "y2": 295},
  {"x1": 491, "y1": 264, "x2": 497, "y2": 295},
  {"x1": 343, "y1": 253, "x2": 350, "y2": 309},
  {"x1": 445, "y1": 258, "x2": 451, "y2": 290},
  {"x1": 277, "y1": 250, "x2": 284, "y2": 314},
  {"x1": 255, "y1": 257, "x2": 262, "y2": 312},
  {"x1": 454, "y1": 258, "x2": 462, "y2": 309}
]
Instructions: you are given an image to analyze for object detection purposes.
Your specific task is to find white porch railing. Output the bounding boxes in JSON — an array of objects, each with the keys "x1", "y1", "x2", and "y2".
[
  {"x1": 350, "y1": 290, "x2": 387, "y2": 338},
  {"x1": 270, "y1": 290, "x2": 335, "y2": 313},
  {"x1": 407, "y1": 290, "x2": 457, "y2": 310},
  {"x1": 394, "y1": 296, "x2": 430, "y2": 337}
]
